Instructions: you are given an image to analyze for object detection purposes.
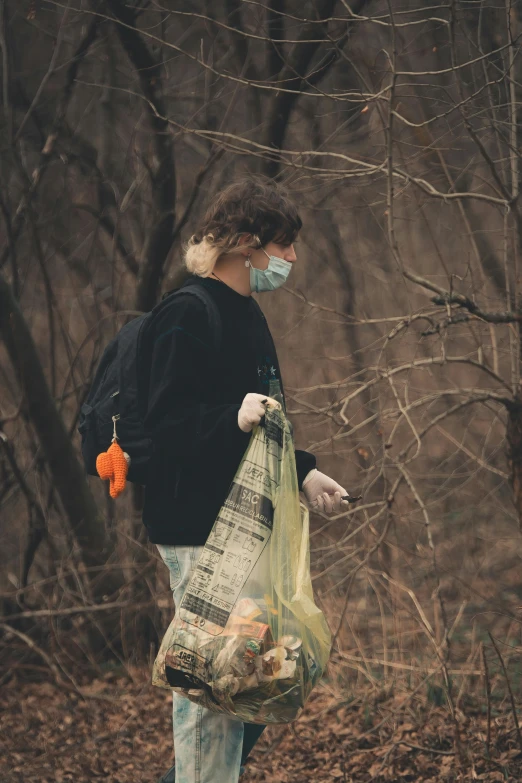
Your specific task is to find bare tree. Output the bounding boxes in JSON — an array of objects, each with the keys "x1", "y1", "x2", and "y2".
[{"x1": 1, "y1": 7, "x2": 522, "y2": 754}]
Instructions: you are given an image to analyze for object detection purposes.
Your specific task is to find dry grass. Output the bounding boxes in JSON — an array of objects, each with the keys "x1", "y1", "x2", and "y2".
[{"x1": 2, "y1": 667, "x2": 522, "y2": 782}]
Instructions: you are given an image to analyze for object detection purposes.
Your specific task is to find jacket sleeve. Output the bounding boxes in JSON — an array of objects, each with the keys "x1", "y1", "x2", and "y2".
[
  {"x1": 142, "y1": 294, "x2": 251, "y2": 460},
  {"x1": 295, "y1": 449, "x2": 316, "y2": 490}
]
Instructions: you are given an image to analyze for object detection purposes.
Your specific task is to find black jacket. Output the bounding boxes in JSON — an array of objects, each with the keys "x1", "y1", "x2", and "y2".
[{"x1": 141, "y1": 276, "x2": 316, "y2": 545}]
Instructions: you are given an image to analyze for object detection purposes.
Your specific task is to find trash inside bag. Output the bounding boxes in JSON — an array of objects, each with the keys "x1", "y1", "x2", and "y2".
[{"x1": 152, "y1": 406, "x2": 332, "y2": 724}]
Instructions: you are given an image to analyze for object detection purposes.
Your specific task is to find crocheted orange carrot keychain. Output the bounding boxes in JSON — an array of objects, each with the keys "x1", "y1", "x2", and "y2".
[{"x1": 96, "y1": 415, "x2": 130, "y2": 498}]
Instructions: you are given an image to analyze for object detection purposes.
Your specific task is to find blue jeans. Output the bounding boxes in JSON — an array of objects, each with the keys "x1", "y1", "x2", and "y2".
[{"x1": 157, "y1": 545, "x2": 266, "y2": 783}]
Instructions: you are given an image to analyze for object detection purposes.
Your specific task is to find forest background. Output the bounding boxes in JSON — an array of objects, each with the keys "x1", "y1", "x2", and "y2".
[{"x1": 1, "y1": 1, "x2": 522, "y2": 781}]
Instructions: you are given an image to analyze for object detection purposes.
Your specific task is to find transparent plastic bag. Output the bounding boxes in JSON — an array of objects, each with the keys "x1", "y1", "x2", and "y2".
[{"x1": 152, "y1": 405, "x2": 331, "y2": 724}]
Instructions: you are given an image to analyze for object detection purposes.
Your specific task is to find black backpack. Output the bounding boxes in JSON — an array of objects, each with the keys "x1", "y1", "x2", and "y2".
[{"x1": 78, "y1": 284, "x2": 222, "y2": 485}]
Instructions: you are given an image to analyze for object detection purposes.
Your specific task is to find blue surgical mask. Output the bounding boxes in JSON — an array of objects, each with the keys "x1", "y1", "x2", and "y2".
[{"x1": 249, "y1": 249, "x2": 293, "y2": 293}]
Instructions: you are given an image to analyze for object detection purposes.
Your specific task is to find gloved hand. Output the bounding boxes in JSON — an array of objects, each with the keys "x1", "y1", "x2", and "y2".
[
  {"x1": 238, "y1": 393, "x2": 280, "y2": 433},
  {"x1": 302, "y1": 469, "x2": 350, "y2": 514}
]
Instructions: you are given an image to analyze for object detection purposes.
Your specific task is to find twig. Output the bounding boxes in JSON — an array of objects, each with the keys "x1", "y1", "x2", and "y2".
[
  {"x1": 2, "y1": 599, "x2": 157, "y2": 621},
  {"x1": 482, "y1": 643, "x2": 492, "y2": 757},
  {"x1": 399, "y1": 741, "x2": 455, "y2": 756},
  {"x1": 0, "y1": 430, "x2": 46, "y2": 585},
  {"x1": 0, "y1": 12, "x2": 102, "y2": 271},
  {"x1": 0, "y1": 622, "x2": 64, "y2": 684},
  {"x1": 403, "y1": 268, "x2": 522, "y2": 323},
  {"x1": 488, "y1": 632, "x2": 522, "y2": 753}
]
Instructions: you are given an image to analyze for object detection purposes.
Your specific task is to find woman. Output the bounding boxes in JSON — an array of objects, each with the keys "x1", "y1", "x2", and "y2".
[{"x1": 144, "y1": 178, "x2": 350, "y2": 783}]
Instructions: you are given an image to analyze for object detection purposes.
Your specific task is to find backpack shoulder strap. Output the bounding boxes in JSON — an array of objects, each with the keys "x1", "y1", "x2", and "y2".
[
  {"x1": 149, "y1": 284, "x2": 222, "y2": 361},
  {"x1": 180, "y1": 286, "x2": 222, "y2": 358},
  {"x1": 136, "y1": 285, "x2": 222, "y2": 420}
]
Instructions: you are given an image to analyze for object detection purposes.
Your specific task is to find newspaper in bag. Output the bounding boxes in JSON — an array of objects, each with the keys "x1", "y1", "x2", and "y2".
[{"x1": 152, "y1": 405, "x2": 331, "y2": 724}]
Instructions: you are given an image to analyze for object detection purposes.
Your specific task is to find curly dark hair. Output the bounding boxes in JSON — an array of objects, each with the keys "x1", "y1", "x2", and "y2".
[{"x1": 185, "y1": 177, "x2": 302, "y2": 276}]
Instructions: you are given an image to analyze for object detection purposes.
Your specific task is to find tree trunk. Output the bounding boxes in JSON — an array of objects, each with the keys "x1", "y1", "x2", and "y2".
[
  {"x1": 507, "y1": 393, "x2": 522, "y2": 530},
  {"x1": 0, "y1": 270, "x2": 107, "y2": 567}
]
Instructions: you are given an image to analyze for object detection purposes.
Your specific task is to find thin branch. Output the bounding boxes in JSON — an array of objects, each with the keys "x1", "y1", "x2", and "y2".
[
  {"x1": 403, "y1": 268, "x2": 522, "y2": 323},
  {"x1": 488, "y1": 632, "x2": 522, "y2": 753},
  {"x1": 0, "y1": 12, "x2": 103, "y2": 271},
  {"x1": 105, "y1": 0, "x2": 176, "y2": 309},
  {"x1": 4, "y1": 599, "x2": 156, "y2": 621}
]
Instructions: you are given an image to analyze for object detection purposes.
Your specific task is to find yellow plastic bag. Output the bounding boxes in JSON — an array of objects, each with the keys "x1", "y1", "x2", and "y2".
[{"x1": 152, "y1": 406, "x2": 331, "y2": 724}]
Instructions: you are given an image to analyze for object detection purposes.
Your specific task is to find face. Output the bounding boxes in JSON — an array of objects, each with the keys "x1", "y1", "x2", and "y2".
[{"x1": 252, "y1": 240, "x2": 298, "y2": 270}]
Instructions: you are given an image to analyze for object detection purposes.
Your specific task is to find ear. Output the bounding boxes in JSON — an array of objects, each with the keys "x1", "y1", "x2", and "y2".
[{"x1": 237, "y1": 234, "x2": 255, "y2": 256}]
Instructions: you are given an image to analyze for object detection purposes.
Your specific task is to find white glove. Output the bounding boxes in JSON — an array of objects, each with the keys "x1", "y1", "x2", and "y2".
[
  {"x1": 302, "y1": 469, "x2": 349, "y2": 514},
  {"x1": 238, "y1": 393, "x2": 280, "y2": 433}
]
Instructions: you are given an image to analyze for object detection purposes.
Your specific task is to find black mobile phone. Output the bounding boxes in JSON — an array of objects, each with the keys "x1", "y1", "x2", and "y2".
[{"x1": 341, "y1": 495, "x2": 362, "y2": 503}]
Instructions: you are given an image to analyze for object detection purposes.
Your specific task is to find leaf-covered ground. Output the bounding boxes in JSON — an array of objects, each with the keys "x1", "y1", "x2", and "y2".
[{"x1": 1, "y1": 671, "x2": 521, "y2": 782}]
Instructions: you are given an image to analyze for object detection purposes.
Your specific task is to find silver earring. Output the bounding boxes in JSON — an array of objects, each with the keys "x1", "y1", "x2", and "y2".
[{"x1": 245, "y1": 254, "x2": 251, "y2": 268}]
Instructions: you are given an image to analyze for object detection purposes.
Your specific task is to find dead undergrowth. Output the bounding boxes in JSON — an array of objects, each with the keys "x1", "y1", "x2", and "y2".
[{"x1": 1, "y1": 667, "x2": 522, "y2": 783}]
